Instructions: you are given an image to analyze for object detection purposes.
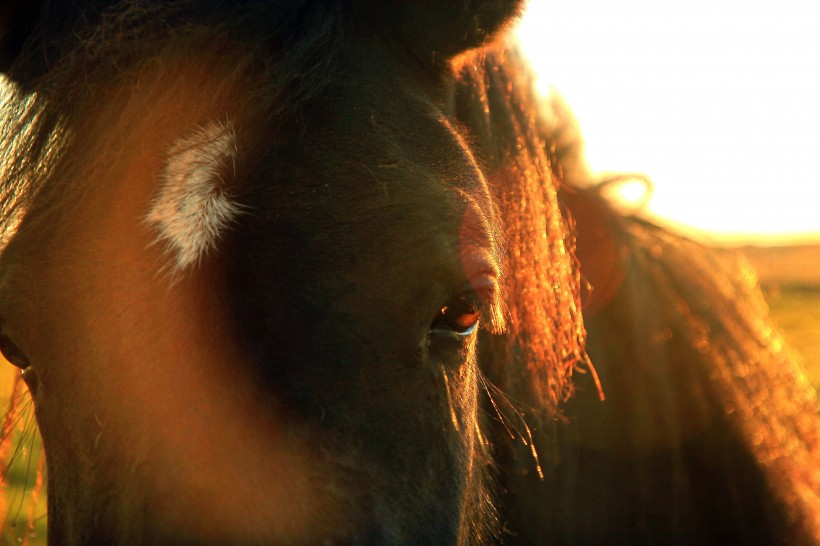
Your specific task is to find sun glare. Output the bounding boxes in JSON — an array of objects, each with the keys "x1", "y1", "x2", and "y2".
[{"x1": 516, "y1": 0, "x2": 820, "y2": 245}]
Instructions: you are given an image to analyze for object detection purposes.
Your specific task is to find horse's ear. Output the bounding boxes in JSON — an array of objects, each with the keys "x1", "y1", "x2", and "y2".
[{"x1": 383, "y1": 0, "x2": 526, "y2": 62}]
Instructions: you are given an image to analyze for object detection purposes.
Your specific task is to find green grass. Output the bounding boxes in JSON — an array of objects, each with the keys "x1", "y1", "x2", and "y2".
[
  {"x1": 1, "y1": 404, "x2": 46, "y2": 546},
  {"x1": 764, "y1": 284, "x2": 820, "y2": 389}
]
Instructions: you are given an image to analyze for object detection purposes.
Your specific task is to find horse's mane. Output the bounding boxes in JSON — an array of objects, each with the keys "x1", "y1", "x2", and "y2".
[
  {"x1": 509, "y1": 47, "x2": 820, "y2": 541},
  {"x1": 601, "y1": 217, "x2": 820, "y2": 541}
]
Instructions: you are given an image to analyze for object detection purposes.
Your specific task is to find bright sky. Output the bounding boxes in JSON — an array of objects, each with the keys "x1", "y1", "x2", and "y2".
[{"x1": 516, "y1": 0, "x2": 820, "y2": 245}]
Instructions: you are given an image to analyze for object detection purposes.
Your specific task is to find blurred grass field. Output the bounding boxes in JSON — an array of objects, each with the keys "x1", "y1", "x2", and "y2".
[
  {"x1": 741, "y1": 244, "x2": 820, "y2": 389},
  {"x1": 765, "y1": 285, "x2": 820, "y2": 389},
  {"x1": 0, "y1": 372, "x2": 46, "y2": 546}
]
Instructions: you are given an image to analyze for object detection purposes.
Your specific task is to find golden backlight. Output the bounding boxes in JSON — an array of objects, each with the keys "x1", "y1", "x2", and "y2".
[{"x1": 517, "y1": 0, "x2": 820, "y2": 245}]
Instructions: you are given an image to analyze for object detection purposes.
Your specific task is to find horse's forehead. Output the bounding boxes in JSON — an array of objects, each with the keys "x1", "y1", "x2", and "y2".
[
  {"x1": 310, "y1": 89, "x2": 494, "y2": 229},
  {"x1": 271, "y1": 106, "x2": 497, "y2": 273},
  {"x1": 225, "y1": 123, "x2": 496, "y2": 315}
]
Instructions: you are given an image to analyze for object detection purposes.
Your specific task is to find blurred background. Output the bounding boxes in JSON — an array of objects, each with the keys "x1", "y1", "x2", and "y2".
[
  {"x1": 517, "y1": 0, "x2": 820, "y2": 246},
  {"x1": 517, "y1": 0, "x2": 820, "y2": 388},
  {"x1": 1, "y1": 1, "x2": 819, "y2": 544}
]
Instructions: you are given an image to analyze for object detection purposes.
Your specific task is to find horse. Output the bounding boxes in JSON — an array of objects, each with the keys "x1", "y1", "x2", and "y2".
[{"x1": 0, "y1": 1, "x2": 818, "y2": 544}]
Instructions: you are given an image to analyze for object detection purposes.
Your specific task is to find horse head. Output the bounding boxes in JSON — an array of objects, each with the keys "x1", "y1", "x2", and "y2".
[{"x1": 0, "y1": 1, "x2": 584, "y2": 544}]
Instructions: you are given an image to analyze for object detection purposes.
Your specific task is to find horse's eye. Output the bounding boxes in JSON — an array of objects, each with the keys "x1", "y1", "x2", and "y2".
[
  {"x1": 0, "y1": 333, "x2": 30, "y2": 369},
  {"x1": 432, "y1": 293, "x2": 481, "y2": 335}
]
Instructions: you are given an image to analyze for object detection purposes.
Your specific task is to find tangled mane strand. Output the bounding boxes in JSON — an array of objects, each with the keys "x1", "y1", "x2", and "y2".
[{"x1": 454, "y1": 45, "x2": 593, "y2": 419}]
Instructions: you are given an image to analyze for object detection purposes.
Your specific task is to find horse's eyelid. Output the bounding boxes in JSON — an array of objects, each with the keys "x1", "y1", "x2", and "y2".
[
  {"x1": 464, "y1": 267, "x2": 498, "y2": 288},
  {"x1": 471, "y1": 277, "x2": 499, "y2": 305},
  {"x1": 469, "y1": 282, "x2": 506, "y2": 334},
  {"x1": 461, "y1": 287, "x2": 497, "y2": 331}
]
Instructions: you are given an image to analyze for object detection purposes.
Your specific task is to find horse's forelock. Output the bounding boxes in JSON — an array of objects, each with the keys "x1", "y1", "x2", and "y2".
[{"x1": 455, "y1": 47, "x2": 590, "y2": 419}]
